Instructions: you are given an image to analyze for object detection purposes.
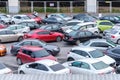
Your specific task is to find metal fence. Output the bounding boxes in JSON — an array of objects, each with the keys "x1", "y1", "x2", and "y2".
[{"x1": 1, "y1": 1, "x2": 120, "y2": 14}]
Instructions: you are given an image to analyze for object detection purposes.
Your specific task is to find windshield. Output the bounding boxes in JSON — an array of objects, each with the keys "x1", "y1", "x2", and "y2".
[
  {"x1": 50, "y1": 63, "x2": 65, "y2": 71},
  {"x1": 82, "y1": 40, "x2": 90, "y2": 46},
  {"x1": 39, "y1": 40, "x2": 47, "y2": 46},
  {"x1": 60, "y1": 14, "x2": 68, "y2": 18},
  {"x1": 71, "y1": 25, "x2": 81, "y2": 30},
  {"x1": 33, "y1": 49, "x2": 50, "y2": 58},
  {"x1": 89, "y1": 50, "x2": 104, "y2": 58},
  {"x1": 92, "y1": 61, "x2": 109, "y2": 70}
]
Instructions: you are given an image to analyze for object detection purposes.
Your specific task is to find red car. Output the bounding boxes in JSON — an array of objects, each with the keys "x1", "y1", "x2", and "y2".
[
  {"x1": 24, "y1": 29, "x2": 64, "y2": 42},
  {"x1": 27, "y1": 14, "x2": 42, "y2": 24},
  {"x1": 16, "y1": 46, "x2": 57, "y2": 65}
]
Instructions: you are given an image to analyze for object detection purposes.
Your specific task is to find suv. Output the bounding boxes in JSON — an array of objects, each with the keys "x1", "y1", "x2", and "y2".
[{"x1": 16, "y1": 46, "x2": 57, "y2": 65}]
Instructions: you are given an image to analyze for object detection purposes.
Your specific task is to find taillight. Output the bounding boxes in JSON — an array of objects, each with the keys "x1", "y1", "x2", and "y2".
[{"x1": 111, "y1": 35, "x2": 115, "y2": 38}]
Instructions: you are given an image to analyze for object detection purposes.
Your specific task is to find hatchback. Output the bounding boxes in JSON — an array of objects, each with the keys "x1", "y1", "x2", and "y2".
[{"x1": 16, "y1": 46, "x2": 57, "y2": 65}]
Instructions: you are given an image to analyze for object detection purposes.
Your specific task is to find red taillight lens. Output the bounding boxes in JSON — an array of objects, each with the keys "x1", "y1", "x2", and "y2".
[{"x1": 111, "y1": 35, "x2": 115, "y2": 38}]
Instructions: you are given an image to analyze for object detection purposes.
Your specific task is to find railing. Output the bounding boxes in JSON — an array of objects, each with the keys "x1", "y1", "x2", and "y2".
[{"x1": 1, "y1": 1, "x2": 120, "y2": 13}]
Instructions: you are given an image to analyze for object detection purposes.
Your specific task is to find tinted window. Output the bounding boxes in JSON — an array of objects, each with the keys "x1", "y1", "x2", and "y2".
[
  {"x1": 37, "y1": 31, "x2": 50, "y2": 35},
  {"x1": 89, "y1": 50, "x2": 104, "y2": 58},
  {"x1": 71, "y1": 50, "x2": 82, "y2": 55},
  {"x1": 90, "y1": 42, "x2": 110, "y2": 47},
  {"x1": 112, "y1": 49, "x2": 120, "y2": 54},
  {"x1": 66, "y1": 22, "x2": 79, "y2": 26},
  {"x1": 14, "y1": 16, "x2": 21, "y2": 19},
  {"x1": 36, "y1": 64, "x2": 48, "y2": 71},
  {"x1": 6, "y1": 31, "x2": 15, "y2": 34},
  {"x1": 0, "y1": 63, "x2": 6, "y2": 69},
  {"x1": 22, "y1": 49, "x2": 32, "y2": 56},
  {"x1": 99, "y1": 22, "x2": 113, "y2": 26},
  {"x1": 80, "y1": 62, "x2": 90, "y2": 69},
  {"x1": 50, "y1": 64, "x2": 65, "y2": 71},
  {"x1": 20, "y1": 41, "x2": 31, "y2": 46}
]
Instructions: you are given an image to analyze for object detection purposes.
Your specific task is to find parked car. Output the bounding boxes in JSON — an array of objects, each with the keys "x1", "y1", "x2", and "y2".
[
  {"x1": 60, "y1": 19, "x2": 83, "y2": 32},
  {"x1": 42, "y1": 16, "x2": 65, "y2": 24},
  {"x1": 99, "y1": 15, "x2": 120, "y2": 24},
  {"x1": 24, "y1": 29, "x2": 64, "y2": 42},
  {"x1": 11, "y1": 14, "x2": 35, "y2": 24},
  {"x1": 0, "y1": 29, "x2": 24, "y2": 43},
  {"x1": 73, "y1": 13, "x2": 97, "y2": 22},
  {"x1": 63, "y1": 30, "x2": 102, "y2": 45},
  {"x1": 6, "y1": 24, "x2": 30, "y2": 33},
  {"x1": 0, "y1": 62, "x2": 12, "y2": 74},
  {"x1": 0, "y1": 14, "x2": 12, "y2": 24},
  {"x1": 65, "y1": 22, "x2": 99, "y2": 34},
  {"x1": 96, "y1": 20, "x2": 114, "y2": 32},
  {"x1": 105, "y1": 30, "x2": 120, "y2": 44},
  {"x1": 16, "y1": 46, "x2": 57, "y2": 65},
  {"x1": 78, "y1": 39, "x2": 117, "y2": 52},
  {"x1": 39, "y1": 24, "x2": 63, "y2": 33},
  {"x1": 105, "y1": 46, "x2": 120, "y2": 65},
  {"x1": 10, "y1": 39, "x2": 60, "y2": 56},
  {"x1": 18, "y1": 59, "x2": 70, "y2": 74},
  {"x1": 17, "y1": 21, "x2": 40, "y2": 30},
  {"x1": 67, "y1": 46, "x2": 116, "y2": 67},
  {"x1": 0, "y1": 44, "x2": 6, "y2": 56},
  {"x1": 63, "y1": 58, "x2": 115, "y2": 74},
  {"x1": 27, "y1": 13, "x2": 42, "y2": 24},
  {"x1": 48, "y1": 13, "x2": 72, "y2": 21}
]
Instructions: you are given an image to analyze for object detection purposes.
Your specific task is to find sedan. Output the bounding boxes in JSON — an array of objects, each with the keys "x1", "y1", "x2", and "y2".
[
  {"x1": 10, "y1": 39, "x2": 60, "y2": 56},
  {"x1": 18, "y1": 59, "x2": 70, "y2": 74},
  {"x1": 39, "y1": 24, "x2": 63, "y2": 33},
  {"x1": 67, "y1": 46, "x2": 116, "y2": 67},
  {"x1": 63, "y1": 30, "x2": 102, "y2": 45},
  {"x1": 24, "y1": 29, "x2": 64, "y2": 42},
  {"x1": 0, "y1": 29, "x2": 24, "y2": 43},
  {"x1": 105, "y1": 46, "x2": 120, "y2": 65},
  {"x1": 42, "y1": 16, "x2": 65, "y2": 24},
  {"x1": 16, "y1": 46, "x2": 57, "y2": 65},
  {"x1": 63, "y1": 58, "x2": 115, "y2": 74},
  {"x1": 0, "y1": 14, "x2": 12, "y2": 24},
  {"x1": 6, "y1": 24, "x2": 30, "y2": 33},
  {"x1": 78, "y1": 39, "x2": 116, "y2": 52}
]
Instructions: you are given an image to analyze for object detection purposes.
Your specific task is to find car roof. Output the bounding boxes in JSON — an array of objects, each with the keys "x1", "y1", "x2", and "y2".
[
  {"x1": 77, "y1": 58, "x2": 101, "y2": 64},
  {"x1": 35, "y1": 59, "x2": 58, "y2": 66},
  {"x1": 88, "y1": 39, "x2": 107, "y2": 42},
  {"x1": 21, "y1": 46, "x2": 43, "y2": 51},
  {"x1": 67, "y1": 19, "x2": 83, "y2": 23},
  {"x1": 77, "y1": 22, "x2": 96, "y2": 26},
  {"x1": 72, "y1": 46, "x2": 96, "y2": 52}
]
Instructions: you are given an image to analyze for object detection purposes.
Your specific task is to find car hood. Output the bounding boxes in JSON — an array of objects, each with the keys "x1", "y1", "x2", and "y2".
[{"x1": 97, "y1": 55, "x2": 116, "y2": 65}]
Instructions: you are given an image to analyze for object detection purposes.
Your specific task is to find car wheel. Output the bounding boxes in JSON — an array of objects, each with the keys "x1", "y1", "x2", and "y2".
[
  {"x1": 12, "y1": 21, "x2": 15, "y2": 24},
  {"x1": 75, "y1": 40, "x2": 80, "y2": 45},
  {"x1": 19, "y1": 71, "x2": 25, "y2": 74},
  {"x1": 94, "y1": 31, "x2": 98, "y2": 34},
  {"x1": 18, "y1": 37, "x2": 23, "y2": 42},
  {"x1": 56, "y1": 36, "x2": 62, "y2": 42},
  {"x1": 67, "y1": 57, "x2": 74, "y2": 61},
  {"x1": 117, "y1": 39, "x2": 120, "y2": 44},
  {"x1": 1, "y1": 20, "x2": 5, "y2": 24},
  {"x1": 17, "y1": 58, "x2": 23, "y2": 65}
]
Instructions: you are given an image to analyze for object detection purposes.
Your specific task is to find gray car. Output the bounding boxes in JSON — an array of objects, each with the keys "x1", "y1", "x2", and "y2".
[{"x1": 10, "y1": 39, "x2": 60, "y2": 56}]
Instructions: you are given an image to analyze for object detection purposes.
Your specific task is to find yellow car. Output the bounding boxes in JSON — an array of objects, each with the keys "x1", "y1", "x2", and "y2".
[{"x1": 0, "y1": 44, "x2": 6, "y2": 56}]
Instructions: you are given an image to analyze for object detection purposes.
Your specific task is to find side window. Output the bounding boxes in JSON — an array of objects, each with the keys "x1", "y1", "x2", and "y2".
[
  {"x1": 78, "y1": 32, "x2": 86, "y2": 37},
  {"x1": 71, "y1": 50, "x2": 82, "y2": 55},
  {"x1": 20, "y1": 41, "x2": 31, "y2": 46},
  {"x1": 37, "y1": 31, "x2": 50, "y2": 35},
  {"x1": 80, "y1": 26, "x2": 87, "y2": 30},
  {"x1": 14, "y1": 16, "x2": 21, "y2": 19},
  {"x1": 86, "y1": 24, "x2": 94, "y2": 28},
  {"x1": 32, "y1": 41, "x2": 41, "y2": 46},
  {"x1": 22, "y1": 49, "x2": 32, "y2": 56},
  {"x1": 0, "y1": 31, "x2": 6, "y2": 35},
  {"x1": 81, "y1": 51, "x2": 90, "y2": 57},
  {"x1": 19, "y1": 23, "x2": 26, "y2": 26},
  {"x1": 80, "y1": 62, "x2": 90, "y2": 69},
  {"x1": 90, "y1": 42, "x2": 109, "y2": 47},
  {"x1": 36, "y1": 64, "x2": 48, "y2": 71},
  {"x1": 71, "y1": 61, "x2": 82, "y2": 67},
  {"x1": 112, "y1": 49, "x2": 120, "y2": 54},
  {"x1": 45, "y1": 27, "x2": 52, "y2": 30},
  {"x1": 6, "y1": 31, "x2": 15, "y2": 34},
  {"x1": 90, "y1": 42, "x2": 99, "y2": 47},
  {"x1": 104, "y1": 16, "x2": 109, "y2": 20},
  {"x1": 85, "y1": 31, "x2": 93, "y2": 36}
]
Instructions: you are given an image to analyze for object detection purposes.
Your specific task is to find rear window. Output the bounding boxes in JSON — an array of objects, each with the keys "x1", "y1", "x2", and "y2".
[
  {"x1": 99, "y1": 22, "x2": 113, "y2": 26},
  {"x1": 92, "y1": 61, "x2": 109, "y2": 70},
  {"x1": 50, "y1": 64, "x2": 65, "y2": 71}
]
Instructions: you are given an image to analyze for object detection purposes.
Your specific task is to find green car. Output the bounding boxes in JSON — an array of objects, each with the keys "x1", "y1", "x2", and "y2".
[{"x1": 97, "y1": 20, "x2": 114, "y2": 32}]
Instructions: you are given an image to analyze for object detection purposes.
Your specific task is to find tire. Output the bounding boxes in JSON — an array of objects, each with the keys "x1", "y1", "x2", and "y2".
[
  {"x1": 56, "y1": 36, "x2": 62, "y2": 42},
  {"x1": 117, "y1": 39, "x2": 120, "y2": 44},
  {"x1": 67, "y1": 57, "x2": 74, "y2": 61},
  {"x1": 1, "y1": 21, "x2": 5, "y2": 24},
  {"x1": 75, "y1": 40, "x2": 80, "y2": 45},
  {"x1": 12, "y1": 21, "x2": 15, "y2": 24},
  {"x1": 17, "y1": 58, "x2": 23, "y2": 65},
  {"x1": 19, "y1": 71, "x2": 25, "y2": 74},
  {"x1": 47, "y1": 50, "x2": 56, "y2": 56},
  {"x1": 18, "y1": 37, "x2": 23, "y2": 42}
]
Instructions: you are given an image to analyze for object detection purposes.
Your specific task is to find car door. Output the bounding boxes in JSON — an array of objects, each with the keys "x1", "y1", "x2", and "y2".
[
  {"x1": 86, "y1": 24, "x2": 98, "y2": 33},
  {"x1": 0, "y1": 31, "x2": 9, "y2": 42},
  {"x1": 6, "y1": 30, "x2": 18, "y2": 41},
  {"x1": 16, "y1": 25, "x2": 22, "y2": 33},
  {"x1": 78, "y1": 31, "x2": 88, "y2": 42}
]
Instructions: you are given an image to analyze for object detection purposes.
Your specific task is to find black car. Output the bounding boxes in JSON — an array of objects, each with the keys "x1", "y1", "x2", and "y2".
[
  {"x1": 39, "y1": 24, "x2": 63, "y2": 33},
  {"x1": 42, "y1": 16, "x2": 65, "y2": 24},
  {"x1": 17, "y1": 21, "x2": 40, "y2": 30},
  {"x1": 105, "y1": 46, "x2": 120, "y2": 65},
  {"x1": 63, "y1": 30, "x2": 102, "y2": 45},
  {"x1": 73, "y1": 14, "x2": 97, "y2": 22},
  {"x1": 10, "y1": 39, "x2": 60, "y2": 56},
  {"x1": 99, "y1": 15, "x2": 120, "y2": 24}
]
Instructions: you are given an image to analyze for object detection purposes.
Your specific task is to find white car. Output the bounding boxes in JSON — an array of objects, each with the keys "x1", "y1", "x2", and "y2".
[
  {"x1": 78, "y1": 39, "x2": 117, "y2": 51},
  {"x1": 67, "y1": 47, "x2": 116, "y2": 67},
  {"x1": 105, "y1": 30, "x2": 120, "y2": 44},
  {"x1": 65, "y1": 22, "x2": 99, "y2": 34},
  {"x1": 0, "y1": 14, "x2": 12, "y2": 24},
  {"x1": 61, "y1": 19, "x2": 83, "y2": 32},
  {"x1": 18, "y1": 59, "x2": 70, "y2": 74},
  {"x1": 6, "y1": 24, "x2": 30, "y2": 33},
  {"x1": 48, "y1": 13, "x2": 72, "y2": 21},
  {"x1": 63, "y1": 58, "x2": 115, "y2": 74},
  {"x1": 11, "y1": 14, "x2": 35, "y2": 24},
  {"x1": 0, "y1": 62, "x2": 12, "y2": 74}
]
